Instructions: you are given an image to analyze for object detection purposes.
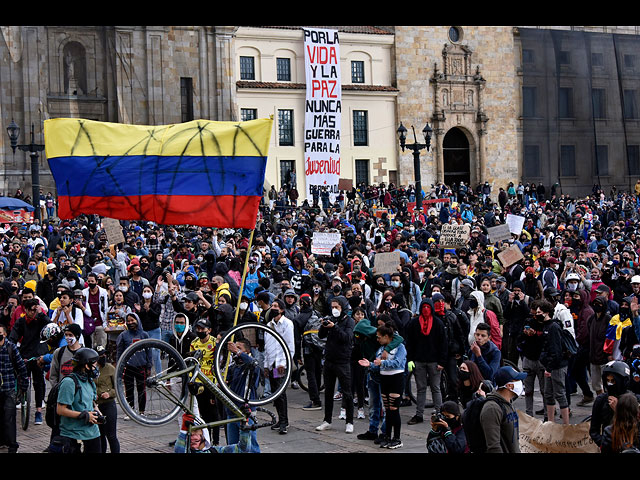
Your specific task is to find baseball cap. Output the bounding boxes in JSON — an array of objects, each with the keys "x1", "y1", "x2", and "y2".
[
  {"x1": 493, "y1": 366, "x2": 527, "y2": 389},
  {"x1": 194, "y1": 318, "x2": 211, "y2": 329},
  {"x1": 632, "y1": 275, "x2": 640, "y2": 285},
  {"x1": 496, "y1": 276, "x2": 507, "y2": 283},
  {"x1": 595, "y1": 284, "x2": 611, "y2": 294}
]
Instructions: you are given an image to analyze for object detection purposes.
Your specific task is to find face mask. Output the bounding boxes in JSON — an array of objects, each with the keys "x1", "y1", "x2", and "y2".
[
  {"x1": 88, "y1": 365, "x2": 100, "y2": 379},
  {"x1": 592, "y1": 302, "x2": 606, "y2": 314},
  {"x1": 66, "y1": 336, "x2": 77, "y2": 346},
  {"x1": 28, "y1": 265, "x2": 36, "y2": 272},
  {"x1": 566, "y1": 282, "x2": 578, "y2": 292},
  {"x1": 88, "y1": 283, "x2": 97, "y2": 290},
  {"x1": 446, "y1": 416, "x2": 461, "y2": 429},
  {"x1": 332, "y1": 286, "x2": 341, "y2": 294},
  {"x1": 196, "y1": 330, "x2": 208, "y2": 340},
  {"x1": 142, "y1": 292, "x2": 153, "y2": 300},
  {"x1": 434, "y1": 302, "x2": 445, "y2": 316},
  {"x1": 510, "y1": 380, "x2": 524, "y2": 398},
  {"x1": 119, "y1": 286, "x2": 128, "y2": 292},
  {"x1": 458, "y1": 369, "x2": 471, "y2": 381},
  {"x1": 391, "y1": 281, "x2": 400, "y2": 288},
  {"x1": 240, "y1": 302, "x2": 248, "y2": 310},
  {"x1": 535, "y1": 314, "x2": 546, "y2": 322},
  {"x1": 332, "y1": 308, "x2": 341, "y2": 318},
  {"x1": 175, "y1": 324, "x2": 186, "y2": 334},
  {"x1": 620, "y1": 307, "x2": 631, "y2": 318}
]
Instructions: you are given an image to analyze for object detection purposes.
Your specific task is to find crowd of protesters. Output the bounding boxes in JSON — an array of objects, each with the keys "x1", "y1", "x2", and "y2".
[{"x1": 2, "y1": 176, "x2": 640, "y2": 453}]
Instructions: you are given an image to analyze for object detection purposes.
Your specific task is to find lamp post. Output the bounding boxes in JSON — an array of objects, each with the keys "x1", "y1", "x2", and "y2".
[
  {"x1": 7, "y1": 120, "x2": 45, "y2": 222},
  {"x1": 397, "y1": 122, "x2": 432, "y2": 212}
]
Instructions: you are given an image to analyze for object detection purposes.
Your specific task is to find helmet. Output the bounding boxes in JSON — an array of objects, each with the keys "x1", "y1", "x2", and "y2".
[
  {"x1": 72, "y1": 347, "x2": 99, "y2": 368},
  {"x1": 602, "y1": 360, "x2": 631, "y2": 396},
  {"x1": 565, "y1": 273, "x2": 580, "y2": 283},
  {"x1": 40, "y1": 323, "x2": 62, "y2": 343}
]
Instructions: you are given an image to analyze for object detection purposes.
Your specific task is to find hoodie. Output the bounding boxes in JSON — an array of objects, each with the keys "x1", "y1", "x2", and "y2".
[
  {"x1": 405, "y1": 298, "x2": 448, "y2": 366},
  {"x1": 467, "y1": 290, "x2": 502, "y2": 350},
  {"x1": 169, "y1": 313, "x2": 197, "y2": 359},
  {"x1": 318, "y1": 295, "x2": 354, "y2": 364},
  {"x1": 572, "y1": 289, "x2": 594, "y2": 347},
  {"x1": 115, "y1": 312, "x2": 151, "y2": 367}
]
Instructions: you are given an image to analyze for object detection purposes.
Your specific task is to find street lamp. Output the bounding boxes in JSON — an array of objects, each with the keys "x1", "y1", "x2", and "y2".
[
  {"x1": 397, "y1": 122, "x2": 432, "y2": 212},
  {"x1": 7, "y1": 120, "x2": 45, "y2": 222}
]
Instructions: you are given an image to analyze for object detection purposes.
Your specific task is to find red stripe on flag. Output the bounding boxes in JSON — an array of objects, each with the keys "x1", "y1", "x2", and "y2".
[{"x1": 57, "y1": 195, "x2": 260, "y2": 229}]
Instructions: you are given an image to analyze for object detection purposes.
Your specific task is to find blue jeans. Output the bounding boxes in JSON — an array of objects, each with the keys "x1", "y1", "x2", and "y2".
[
  {"x1": 367, "y1": 373, "x2": 385, "y2": 434},
  {"x1": 226, "y1": 413, "x2": 260, "y2": 453},
  {"x1": 161, "y1": 329, "x2": 173, "y2": 344},
  {"x1": 146, "y1": 327, "x2": 162, "y2": 374}
]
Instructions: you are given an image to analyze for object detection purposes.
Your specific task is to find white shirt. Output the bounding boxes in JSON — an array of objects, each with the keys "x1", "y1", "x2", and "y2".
[{"x1": 264, "y1": 316, "x2": 295, "y2": 370}]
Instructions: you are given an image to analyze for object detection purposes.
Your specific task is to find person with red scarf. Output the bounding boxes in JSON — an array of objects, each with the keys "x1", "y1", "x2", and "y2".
[{"x1": 405, "y1": 298, "x2": 448, "y2": 425}]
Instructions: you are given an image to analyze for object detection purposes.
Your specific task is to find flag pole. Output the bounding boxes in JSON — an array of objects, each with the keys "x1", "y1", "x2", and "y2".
[{"x1": 222, "y1": 227, "x2": 256, "y2": 382}]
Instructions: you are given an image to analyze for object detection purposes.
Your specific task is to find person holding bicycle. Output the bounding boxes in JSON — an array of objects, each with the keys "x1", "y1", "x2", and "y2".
[
  {"x1": 0, "y1": 323, "x2": 29, "y2": 453},
  {"x1": 8, "y1": 297, "x2": 50, "y2": 426},
  {"x1": 174, "y1": 411, "x2": 253, "y2": 453},
  {"x1": 224, "y1": 337, "x2": 261, "y2": 452}
]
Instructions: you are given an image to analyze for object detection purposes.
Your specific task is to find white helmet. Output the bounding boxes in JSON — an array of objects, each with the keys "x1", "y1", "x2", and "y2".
[{"x1": 566, "y1": 273, "x2": 580, "y2": 283}]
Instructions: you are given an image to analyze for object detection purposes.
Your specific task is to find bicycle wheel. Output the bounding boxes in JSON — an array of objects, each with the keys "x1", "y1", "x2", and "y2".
[
  {"x1": 215, "y1": 323, "x2": 293, "y2": 407},
  {"x1": 20, "y1": 377, "x2": 31, "y2": 430},
  {"x1": 115, "y1": 339, "x2": 189, "y2": 427}
]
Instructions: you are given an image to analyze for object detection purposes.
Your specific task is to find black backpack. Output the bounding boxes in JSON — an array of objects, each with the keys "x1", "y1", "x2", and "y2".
[
  {"x1": 45, "y1": 373, "x2": 81, "y2": 428},
  {"x1": 462, "y1": 395, "x2": 506, "y2": 453}
]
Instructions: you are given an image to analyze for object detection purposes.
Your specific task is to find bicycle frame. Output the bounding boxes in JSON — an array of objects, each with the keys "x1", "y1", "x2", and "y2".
[{"x1": 144, "y1": 353, "x2": 255, "y2": 434}]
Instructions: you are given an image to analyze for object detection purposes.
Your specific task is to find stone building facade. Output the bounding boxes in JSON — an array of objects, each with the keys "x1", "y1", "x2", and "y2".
[{"x1": 2, "y1": 25, "x2": 640, "y2": 204}]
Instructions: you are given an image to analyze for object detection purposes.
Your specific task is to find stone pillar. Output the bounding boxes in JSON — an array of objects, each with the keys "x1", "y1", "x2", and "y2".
[{"x1": 213, "y1": 26, "x2": 238, "y2": 121}]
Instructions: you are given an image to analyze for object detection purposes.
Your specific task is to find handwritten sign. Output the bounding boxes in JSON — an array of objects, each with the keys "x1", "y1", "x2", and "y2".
[
  {"x1": 506, "y1": 214, "x2": 526, "y2": 235},
  {"x1": 102, "y1": 217, "x2": 125, "y2": 245},
  {"x1": 518, "y1": 410, "x2": 598, "y2": 453},
  {"x1": 338, "y1": 179, "x2": 352, "y2": 191},
  {"x1": 407, "y1": 198, "x2": 450, "y2": 213},
  {"x1": 303, "y1": 27, "x2": 341, "y2": 201},
  {"x1": 438, "y1": 223, "x2": 470, "y2": 248},
  {"x1": 497, "y1": 244, "x2": 524, "y2": 268},
  {"x1": 373, "y1": 251, "x2": 401, "y2": 275},
  {"x1": 488, "y1": 224, "x2": 512, "y2": 244},
  {"x1": 311, "y1": 231, "x2": 341, "y2": 255}
]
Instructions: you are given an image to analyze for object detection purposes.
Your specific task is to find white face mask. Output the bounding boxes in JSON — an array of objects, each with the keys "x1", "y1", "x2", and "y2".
[
  {"x1": 118, "y1": 286, "x2": 128, "y2": 292},
  {"x1": 142, "y1": 292, "x2": 153, "y2": 299},
  {"x1": 391, "y1": 281, "x2": 400, "y2": 288},
  {"x1": 332, "y1": 308, "x2": 341, "y2": 318},
  {"x1": 240, "y1": 302, "x2": 248, "y2": 310},
  {"x1": 509, "y1": 380, "x2": 524, "y2": 398}
]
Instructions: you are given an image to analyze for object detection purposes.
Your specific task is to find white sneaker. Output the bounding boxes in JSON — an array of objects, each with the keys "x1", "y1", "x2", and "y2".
[
  {"x1": 123, "y1": 415, "x2": 130, "y2": 421},
  {"x1": 338, "y1": 408, "x2": 346, "y2": 420},
  {"x1": 345, "y1": 423, "x2": 354, "y2": 434},
  {"x1": 316, "y1": 421, "x2": 332, "y2": 431},
  {"x1": 357, "y1": 408, "x2": 365, "y2": 419}
]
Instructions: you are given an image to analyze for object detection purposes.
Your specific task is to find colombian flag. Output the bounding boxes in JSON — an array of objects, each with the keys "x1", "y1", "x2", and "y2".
[{"x1": 44, "y1": 118, "x2": 272, "y2": 228}]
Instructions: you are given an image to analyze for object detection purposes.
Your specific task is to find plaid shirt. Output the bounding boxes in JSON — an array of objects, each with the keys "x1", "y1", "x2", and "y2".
[
  {"x1": 156, "y1": 289, "x2": 184, "y2": 332},
  {"x1": 0, "y1": 339, "x2": 29, "y2": 393}
]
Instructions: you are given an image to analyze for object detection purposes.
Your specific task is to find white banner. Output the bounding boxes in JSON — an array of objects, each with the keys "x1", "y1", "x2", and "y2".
[
  {"x1": 311, "y1": 231, "x2": 341, "y2": 255},
  {"x1": 303, "y1": 27, "x2": 341, "y2": 202}
]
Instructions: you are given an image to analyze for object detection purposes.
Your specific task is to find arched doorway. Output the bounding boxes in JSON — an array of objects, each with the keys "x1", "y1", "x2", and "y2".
[{"x1": 443, "y1": 127, "x2": 470, "y2": 187}]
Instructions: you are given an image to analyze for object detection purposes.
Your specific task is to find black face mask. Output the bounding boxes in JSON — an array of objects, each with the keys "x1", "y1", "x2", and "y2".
[
  {"x1": 620, "y1": 307, "x2": 631, "y2": 318},
  {"x1": 332, "y1": 286, "x2": 341, "y2": 295},
  {"x1": 458, "y1": 370, "x2": 471, "y2": 381},
  {"x1": 196, "y1": 330, "x2": 208, "y2": 340},
  {"x1": 98, "y1": 356, "x2": 107, "y2": 367}
]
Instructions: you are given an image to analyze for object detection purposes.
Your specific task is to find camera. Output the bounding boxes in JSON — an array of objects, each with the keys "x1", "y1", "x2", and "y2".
[
  {"x1": 94, "y1": 411, "x2": 107, "y2": 424},
  {"x1": 431, "y1": 409, "x2": 445, "y2": 423},
  {"x1": 322, "y1": 319, "x2": 330, "y2": 327}
]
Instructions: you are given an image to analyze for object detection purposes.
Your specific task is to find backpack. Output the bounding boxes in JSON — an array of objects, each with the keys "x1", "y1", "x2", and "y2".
[
  {"x1": 462, "y1": 395, "x2": 507, "y2": 453},
  {"x1": 45, "y1": 372, "x2": 81, "y2": 428},
  {"x1": 560, "y1": 324, "x2": 578, "y2": 358}
]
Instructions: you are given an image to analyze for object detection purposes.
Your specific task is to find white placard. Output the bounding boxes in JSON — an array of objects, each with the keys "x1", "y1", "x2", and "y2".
[
  {"x1": 506, "y1": 214, "x2": 526, "y2": 235},
  {"x1": 374, "y1": 251, "x2": 401, "y2": 276},
  {"x1": 311, "y1": 231, "x2": 341, "y2": 255},
  {"x1": 303, "y1": 27, "x2": 341, "y2": 202},
  {"x1": 438, "y1": 223, "x2": 470, "y2": 248},
  {"x1": 488, "y1": 224, "x2": 512, "y2": 244}
]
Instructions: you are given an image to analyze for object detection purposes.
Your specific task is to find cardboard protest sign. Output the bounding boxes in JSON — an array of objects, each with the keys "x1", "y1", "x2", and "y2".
[
  {"x1": 506, "y1": 214, "x2": 525, "y2": 235},
  {"x1": 518, "y1": 410, "x2": 599, "y2": 453},
  {"x1": 488, "y1": 224, "x2": 512, "y2": 244},
  {"x1": 407, "y1": 198, "x2": 450, "y2": 213},
  {"x1": 373, "y1": 251, "x2": 401, "y2": 275},
  {"x1": 497, "y1": 244, "x2": 524, "y2": 268},
  {"x1": 102, "y1": 217, "x2": 125, "y2": 245},
  {"x1": 311, "y1": 231, "x2": 341, "y2": 255},
  {"x1": 338, "y1": 179, "x2": 352, "y2": 191},
  {"x1": 438, "y1": 223, "x2": 470, "y2": 248}
]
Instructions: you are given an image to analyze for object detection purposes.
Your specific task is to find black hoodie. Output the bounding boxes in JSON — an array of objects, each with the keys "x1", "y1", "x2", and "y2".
[{"x1": 318, "y1": 295, "x2": 354, "y2": 364}]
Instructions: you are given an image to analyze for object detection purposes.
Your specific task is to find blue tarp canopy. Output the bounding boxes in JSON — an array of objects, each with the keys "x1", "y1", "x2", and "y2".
[{"x1": 0, "y1": 196, "x2": 35, "y2": 211}]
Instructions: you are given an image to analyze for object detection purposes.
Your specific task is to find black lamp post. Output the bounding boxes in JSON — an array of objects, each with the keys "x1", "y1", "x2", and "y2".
[
  {"x1": 7, "y1": 120, "x2": 45, "y2": 222},
  {"x1": 397, "y1": 122, "x2": 432, "y2": 212}
]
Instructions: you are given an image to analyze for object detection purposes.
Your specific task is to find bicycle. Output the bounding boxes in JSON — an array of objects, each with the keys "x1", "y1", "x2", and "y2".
[
  {"x1": 296, "y1": 362, "x2": 324, "y2": 393},
  {"x1": 114, "y1": 322, "x2": 292, "y2": 450}
]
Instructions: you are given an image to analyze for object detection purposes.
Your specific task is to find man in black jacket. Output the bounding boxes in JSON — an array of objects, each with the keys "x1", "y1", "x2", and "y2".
[
  {"x1": 8, "y1": 298, "x2": 50, "y2": 426},
  {"x1": 405, "y1": 298, "x2": 448, "y2": 425},
  {"x1": 536, "y1": 299, "x2": 570, "y2": 425},
  {"x1": 315, "y1": 296, "x2": 355, "y2": 434}
]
